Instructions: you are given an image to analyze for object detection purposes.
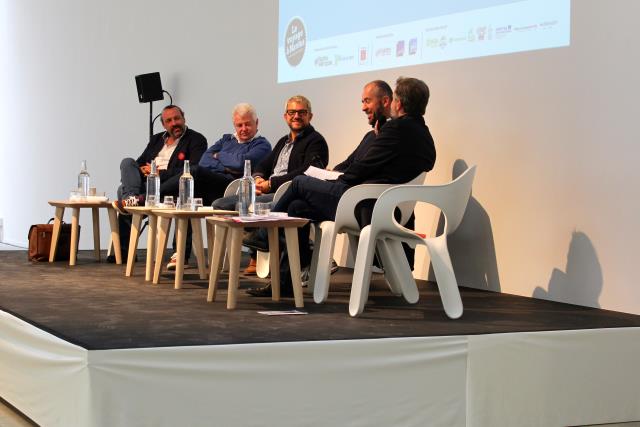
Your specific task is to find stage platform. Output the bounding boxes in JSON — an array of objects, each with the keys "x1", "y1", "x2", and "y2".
[{"x1": 1, "y1": 250, "x2": 639, "y2": 426}]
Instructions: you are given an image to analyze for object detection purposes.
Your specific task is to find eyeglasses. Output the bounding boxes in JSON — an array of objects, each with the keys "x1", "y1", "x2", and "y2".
[{"x1": 286, "y1": 109, "x2": 309, "y2": 117}]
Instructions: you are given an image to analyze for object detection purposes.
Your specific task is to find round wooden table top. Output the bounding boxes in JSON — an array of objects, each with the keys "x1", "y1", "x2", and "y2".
[{"x1": 48, "y1": 199, "x2": 112, "y2": 208}]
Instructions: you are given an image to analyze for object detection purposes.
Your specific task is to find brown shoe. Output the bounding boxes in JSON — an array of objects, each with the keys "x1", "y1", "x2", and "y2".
[{"x1": 243, "y1": 258, "x2": 257, "y2": 275}]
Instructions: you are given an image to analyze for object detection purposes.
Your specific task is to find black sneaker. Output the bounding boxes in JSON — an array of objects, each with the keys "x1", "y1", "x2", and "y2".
[{"x1": 246, "y1": 283, "x2": 294, "y2": 297}]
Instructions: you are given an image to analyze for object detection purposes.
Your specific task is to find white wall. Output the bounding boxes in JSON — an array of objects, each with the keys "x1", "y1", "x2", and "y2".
[{"x1": 2, "y1": 0, "x2": 639, "y2": 314}]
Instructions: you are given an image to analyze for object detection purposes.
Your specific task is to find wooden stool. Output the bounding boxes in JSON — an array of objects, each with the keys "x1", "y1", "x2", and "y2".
[
  {"x1": 151, "y1": 210, "x2": 215, "y2": 289},
  {"x1": 123, "y1": 206, "x2": 169, "y2": 281},
  {"x1": 48, "y1": 199, "x2": 122, "y2": 266},
  {"x1": 206, "y1": 215, "x2": 309, "y2": 309}
]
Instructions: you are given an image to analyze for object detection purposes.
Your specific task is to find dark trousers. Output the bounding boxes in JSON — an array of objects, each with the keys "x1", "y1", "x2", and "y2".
[
  {"x1": 272, "y1": 176, "x2": 349, "y2": 289},
  {"x1": 116, "y1": 157, "x2": 193, "y2": 259},
  {"x1": 161, "y1": 165, "x2": 233, "y2": 207}
]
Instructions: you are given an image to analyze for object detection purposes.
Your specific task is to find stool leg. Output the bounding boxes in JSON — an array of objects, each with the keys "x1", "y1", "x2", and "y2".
[
  {"x1": 70, "y1": 207, "x2": 80, "y2": 266},
  {"x1": 92, "y1": 207, "x2": 101, "y2": 261},
  {"x1": 174, "y1": 218, "x2": 188, "y2": 289},
  {"x1": 145, "y1": 215, "x2": 157, "y2": 281},
  {"x1": 206, "y1": 222, "x2": 215, "y2": 268},
  {"x1": 153, "y1": 217, "x2": 171, "y2": 284},
  {"x1": 49, "y1": 207, "x2": 65, "y2": 262},
  {"x1": 284, "y1": 227, "x2": 304, "y2": 308},
  {"x1": 207, "y1": 225, "x2": 228, "y2": 302},
  {"x1": 191, "y1": 218, "x2": 207, "y2": 280},
  {"x1": 107, "y1": 208, "x2": 122, "y2": 264},
  {"x1": 126, "y1": 213, "x2": 143, "y2": 277},
  {"x1": 267, "y1": 228, "x2": 280, "y2": 301},
  {"x1": 226, "y1": 227, "x2": 243, "y2": 309}
]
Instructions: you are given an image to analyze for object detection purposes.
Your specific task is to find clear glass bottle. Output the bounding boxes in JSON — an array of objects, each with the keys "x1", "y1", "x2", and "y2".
[
  {"x1": 237, "y1": 159, "x2": 256, "y2": 216},
  {"x1": 77, "y1": 160, "x2": 90, "y2": 198},
  {"x1": 178, "y1": 160, "x2": 194, "y2": 210},
  {"x1": 145, "y1": 160, "x2": 160, "y2": 207}
]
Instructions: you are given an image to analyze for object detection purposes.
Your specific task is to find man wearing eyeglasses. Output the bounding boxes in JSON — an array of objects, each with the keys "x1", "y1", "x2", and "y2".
[
  {"x1": 213, "y1": 95, "x2": 328, "y2": 211},
  {"x1": 212, "y1": 95, "x2": 328, "y2": 273}
]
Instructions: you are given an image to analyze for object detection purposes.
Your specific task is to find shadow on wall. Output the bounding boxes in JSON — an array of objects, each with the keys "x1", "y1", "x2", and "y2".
[
  {"x1": 533, "y1": 231, "x2": 602, "y2": 308},
  {"x1": 429, "y1": 159, "x2": 501, "y2": 292}
]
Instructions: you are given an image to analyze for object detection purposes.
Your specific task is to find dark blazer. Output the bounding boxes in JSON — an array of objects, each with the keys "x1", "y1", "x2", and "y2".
[
  {"x1": 254, "y1": 125, "x2": 329, "y2": 192},
  {"x1": 338, "y1": 115, "x2": 436, "y2": 186},
  {"x1": 136, "y1": 128, "x2": 208, "y2": 179},
  {"x1": 333, "y1": 130, "x2": 376, "y2": 172}
]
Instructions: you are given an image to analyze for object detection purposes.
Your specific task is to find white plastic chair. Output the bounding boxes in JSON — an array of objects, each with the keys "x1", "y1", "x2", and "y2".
[
  {"x1": 310, "y1": 172, "x2": 427, "y2": 303},
  {"x1": 349, "y1": 165, "x2": 476, "y2": 318}
]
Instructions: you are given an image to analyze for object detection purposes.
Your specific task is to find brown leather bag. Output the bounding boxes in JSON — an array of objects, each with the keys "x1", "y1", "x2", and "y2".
[{"x1": 28, "y1": 219, "x2": 78, "y2": 262}]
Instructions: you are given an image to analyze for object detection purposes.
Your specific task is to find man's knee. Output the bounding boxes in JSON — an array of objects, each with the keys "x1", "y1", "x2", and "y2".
[
  {"x1": 288, "y1": 199, "x2": 309, "y2": 217},
  {"x1": 120, "y1": 158, "x2": 137, "y2": 171},
  {"x1": 212, "y1": 196, "x2": 236, "y2": 211}
]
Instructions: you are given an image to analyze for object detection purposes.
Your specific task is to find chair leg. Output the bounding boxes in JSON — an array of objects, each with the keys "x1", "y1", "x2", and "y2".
[
  {"x1": 348, "y1": 226, "x2": 378, "y2": 317},
  {"x1": 312, "y1": 222, "x2": 337, "y2": 304},
  {"x1": 256, "y1": 250, "x2": 270, "y2": 278},
  {"x1": 385, "y1": 239, "x2": 419, "y2": 303},
  {"x1": 426, "y1": 236, "x2": 463, "y2": 319},
  {"x1": 376, "y1": 239, "x2": 403, "y2": 296},
  {"x1": 307, "y1": 224, "x2": 322, "y2": 293}
]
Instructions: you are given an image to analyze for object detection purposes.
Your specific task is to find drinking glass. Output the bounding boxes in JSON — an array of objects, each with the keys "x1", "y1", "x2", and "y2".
[
  {"x1": 193, "y1": 198, "x2": 203, "y2": 210},
  {"x1": 146, "y1": 195, "x2": 157, "y2": 207},
  {"x1": 255, "y1": 202, "x2": 271, "y2": 216},
  {"x1": 163, "y1": 195, "x2": 175, "y2": 208}
]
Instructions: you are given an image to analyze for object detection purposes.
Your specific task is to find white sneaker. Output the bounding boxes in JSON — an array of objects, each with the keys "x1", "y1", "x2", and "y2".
[
  {"x1": 371, "y1": 265, "x2": 384, "y2": 274},
  {"x1": 166, "y1": 253, "x2": 178, "y2": 270}
]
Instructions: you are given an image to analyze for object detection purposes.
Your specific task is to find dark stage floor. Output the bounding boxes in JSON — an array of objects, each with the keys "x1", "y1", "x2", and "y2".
[{"x1": 1, "y1": 250, "x2": 639, "y2": 350}]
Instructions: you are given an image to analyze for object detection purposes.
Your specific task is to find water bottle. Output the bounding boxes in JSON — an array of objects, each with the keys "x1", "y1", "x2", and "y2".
[
  {"x1": 237, "y1": 160, "x2": 256, "y2": 216},
  {"x1": 77, "y1": 160, "x2": 90, "y2": 198},
  {"x1": 178, "y1": 160, "x2": 194, "y2": 210},
  {"x1": 145, "y1": 160, "x2": 160, "y2": 207}
]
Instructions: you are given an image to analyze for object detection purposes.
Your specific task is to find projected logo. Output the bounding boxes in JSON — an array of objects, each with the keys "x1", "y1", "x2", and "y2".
[{"x1": 285, "y1": 17, "x2": 307, "y2": 67}]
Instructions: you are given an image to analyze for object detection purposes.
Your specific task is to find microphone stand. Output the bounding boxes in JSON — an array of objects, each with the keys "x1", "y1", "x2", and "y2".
[
  {"x1": 149, "y1": 102, "x2": 154, "y2": 141},
  {"x1": 147, "y1": 90, "x2": 173, "y2": 140}
]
